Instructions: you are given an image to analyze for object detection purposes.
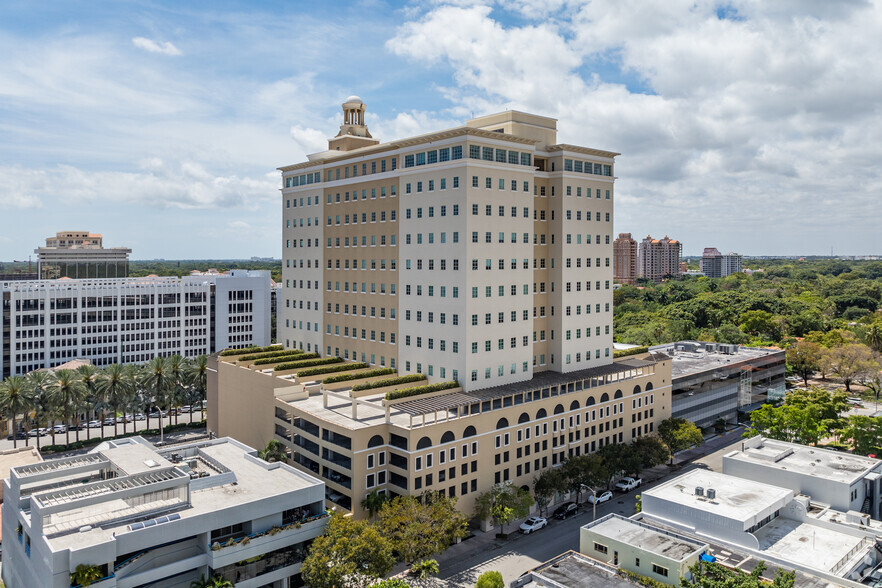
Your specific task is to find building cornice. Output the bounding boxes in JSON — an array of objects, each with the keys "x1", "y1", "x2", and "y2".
[{"x1": 545, "y1": 144, "x2": 620, "y2": 158}]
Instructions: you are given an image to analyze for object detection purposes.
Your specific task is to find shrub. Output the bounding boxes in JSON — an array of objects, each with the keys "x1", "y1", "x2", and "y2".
[
  {"x1": 322, "y1": 367, "x2": 396, "y2": 384},
  {"x1": 613, "y1": 346, "x2": 649, "y2": 358},
  {"x1": 240, "y1": 349, "x2": 304, "y2": 362},
  {"x1": 352, "y1": 373, "x2": 427, "y2": 392},
  {"x1": 220, "y1": 344, "x2": 283, "y2": 356},
  {"x1": 296, "y1": 363, "x2": 370, "y2": 378},
  {"x1": 253, "y1": 352, "x2": 317, "y2": 366},
  {"x1": 385, "y1": 381, "x2": 459, "y2": 400},
  {"x1": 275, "y1": 357, "x2": 343, "y2": 372}
]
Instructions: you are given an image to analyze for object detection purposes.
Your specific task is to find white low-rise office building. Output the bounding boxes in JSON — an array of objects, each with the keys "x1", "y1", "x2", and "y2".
[
  {"x1": 2, "y1": 270, "x2": 272, "y2": 378},
  {"x1": 2, "y1": 436, "x2": 327, "y2": 588},
  {"x1": 723, "y1": 436, "x2": 882, "y2": 520}
]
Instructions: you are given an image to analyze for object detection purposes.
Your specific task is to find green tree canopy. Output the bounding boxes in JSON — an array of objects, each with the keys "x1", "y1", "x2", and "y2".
[
  {"x1": 474, "y1": 482, "x2": 533, "y2": 534},
  {"x1": 475, "y1": 570, "x2": 504, "y2": 588},
  {"x1": 377, "y1": 493, "x2": 468, "y2": 564},
  {"x1": 658, "y1": 418, "x2": 703, "y2": 462}
]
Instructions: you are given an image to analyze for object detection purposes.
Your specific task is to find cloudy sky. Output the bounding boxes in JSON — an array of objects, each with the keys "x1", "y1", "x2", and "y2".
[{"x1": 2, "y1": 0, "x2": 880, "y2": 259}]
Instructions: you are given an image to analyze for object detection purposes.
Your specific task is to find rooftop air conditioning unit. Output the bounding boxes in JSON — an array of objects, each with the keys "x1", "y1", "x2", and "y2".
[
  {"x1": 695, "y1": 487, "x2": 704, "y2": 496},
  {"x1": 706, "y1": 488, "x2": 716, "y2": 500}
]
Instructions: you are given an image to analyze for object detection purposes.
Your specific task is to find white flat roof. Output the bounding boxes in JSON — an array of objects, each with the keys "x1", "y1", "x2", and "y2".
[
  {"x1": 586, "y1": 515, "x2": 707, "y2": 561},
  {"x1": 725, "y1": 438, "x2": 880, "y2": 485},
  {"x1": 754, "y1": 517, "x2": 868, "y2": 573},
  {"x1": 644, "y1": 470, "x2": 793, "y2": 524}
]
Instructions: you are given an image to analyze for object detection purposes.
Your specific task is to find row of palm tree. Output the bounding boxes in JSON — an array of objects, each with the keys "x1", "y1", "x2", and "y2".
[{"x1": 0, "y1": 355, "x2": 209, "y2": 449}]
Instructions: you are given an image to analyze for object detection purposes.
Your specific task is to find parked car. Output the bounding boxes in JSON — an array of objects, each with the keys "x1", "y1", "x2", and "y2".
[
  {"x1": 103, "y1": 418, "x2": 116, "y2": 426},
  {"x1": 52, "y1": 424, "x2": 66, "y2": 434},
  {"x1": 29, "y1": 428, "x2": 48, "y2": 437},
  {"x1": 87, "y1": 420, "x2": 102, "y2": 428},
  {"x1": 519, "y1": 516, "x2": 548, "y2": 534},
  {"x1": 7, "y1": 431, "x2": 28, "y2": 440},
  {"x1": 180, "y1": 405, "x2": 192, "y2": 413},
  {"x1": 615, "y1": 477, "x2": 643, "y2": 492},
  {"x1": 586, "y1": 490, "x2": 613, "y2": 504},
  {"x1": 134, "y1": 413, "x2": 146, "y2": 421},
  {"x1": 553, "y1": 502, "x2": 579, "y2": 520}
]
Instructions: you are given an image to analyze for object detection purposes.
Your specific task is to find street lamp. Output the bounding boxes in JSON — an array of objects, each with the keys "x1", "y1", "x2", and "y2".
[{"x1": 592, "y1": 489, "x2": 597, "y2": 521}]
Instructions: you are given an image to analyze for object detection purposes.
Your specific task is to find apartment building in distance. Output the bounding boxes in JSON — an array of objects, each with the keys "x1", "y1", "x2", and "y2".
[
  {"x1": 280, "y1": 97, "x2": 619, "y2": 386},
  {"x1": 36, "y1": 231, "x2": 132, "y2": 280},
  {"x1": 638, "y1": 235, "x2": 681, "y2": 282},
  {"x1": 613, "y1": 233, "x2": 638, "y2": 285},
  {"x1": 700, "y1": 248, "x2": 743, "y2": 278},
  {"x1": 211, "y1": 99, "x2": 673, "y2": 519},
  {"x1": 2, "y1": 436, "x2": 327, "y2": 588},
  {"x1": 1, "y1": 270, "x2": 272, "y2": 378}
]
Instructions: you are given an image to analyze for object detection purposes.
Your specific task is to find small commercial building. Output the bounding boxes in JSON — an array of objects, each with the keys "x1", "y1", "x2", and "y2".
[
  {"x1": 650, "y1": 341, "x2": 785, "y2": 429},
  {"x1": 511, "y1": 551, "x2": 642, "y2": 588},
  {"x1": 2, "y1": 436, "x2": 327, "y2": 588},
  {"x1": 580, "y1": 514, "x2": 707, "y2": 585},
  {"x1": 723, "y1": 436, "x2": 882, "y2": 519}
]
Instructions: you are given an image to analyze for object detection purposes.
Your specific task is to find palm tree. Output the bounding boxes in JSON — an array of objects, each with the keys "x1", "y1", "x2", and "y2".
[
  {"x1": 27, "y1": 371, "x2": 57, "y2": 450},
  {"x1": 76, "y1": 364, "x2": 101, "y2": 440},
  {"x1": 142, "y1": 356, "x2": 173, "y2": 445},
  {"x1": 0, "y1": 376, "x2": 33, "y2": 449},
  {"x1": 867, "y1": 324, "x2": 882, "y2": 353},
  {"x1": 98, "y1": 364, "x2": 132, "y2": 438},
  {"x1": 53, "y1": 370, "x2": 85, "y2": 446},
  {"x1": 188, "y1": 354, "x2": 209, "y2": 421},
  {"x1": 166, "y1": 355, "x2": 187, "y2": 426},
  {"x1": 361, "y1": 489, "x2": 387, "y2": 518},
  {"x1": 258, "y1": 439, "x2": 287, "y2": 463},
  {"x1": 122, "y1": 363, "x2": 141, "y2": 433}
]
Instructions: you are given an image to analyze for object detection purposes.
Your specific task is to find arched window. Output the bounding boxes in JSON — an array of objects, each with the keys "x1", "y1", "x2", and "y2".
[
  {"x1": 554, "y1": 404, "x2": 565, "y2": 415},
  {"x1": 417, "y1": 436, "x2": 432, "y2": 450},
  {"x1": 463, "y1": 425, "x2": 477, "y2": 438},
  {"x1": 586, "y1": 396, "x2": 596, "y2": 406},
  {"x1": 570, "y1": 400, "x2": 580, "y2": 411},
  {"x1": 633, "y1": 385, "x2": 641, "y2": 395},
  {"x1": 600, "y1": 392, "x2": 610, "y2": 403},
  {"x1": 368, "y1": 435, "x2": 384, "y2": 448},
  {"x1": 646, "y1": 382, "x2": 654, "y2": 392},
  {"x1": 614, "y1": 390, "x2": 623, "y2": 399},
  {"x1": 440, "y1": 431, "x2": 455, "y2": 444},
  {"x1": 496, "y1": 417, "x2": 509, "y2": 430},
  {"x1": 536, "y1": 408, "x2": 547, "y2": 419},
  {"x1": 518, "y1": 412, "x2": 530, "y2": 424}
]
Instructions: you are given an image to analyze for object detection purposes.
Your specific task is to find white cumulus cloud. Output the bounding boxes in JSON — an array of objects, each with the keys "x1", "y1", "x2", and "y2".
[{"x1": 132, "y1": 37, "x2": 182, "y2": 56}]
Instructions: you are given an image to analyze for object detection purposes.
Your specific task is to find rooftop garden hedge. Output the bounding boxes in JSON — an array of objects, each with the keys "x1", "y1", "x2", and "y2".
[
  {"x1": 613, "y1": 346, "x2": 649, "y2": 358},
  {"x1": 295, "y1": 362, "x2": 370, "y2": 378},
  {"x1": 351, "y1": 373, "x2": 426, "y2": 392},
  {"x1": 385, "y1": 381, "x2": 460, "y2": 401},
  {"x1": 240, "y1": 349, "x2": 304, "y2": 362},
  {"x1": 322, "y1": 367, "x2": 396, "y2": 384},
  {"x1": 220, "y1": 344, "x2": 283, "y2": 357},
  {"x1": 274, "y1": 357, "x2": 343, "y2": 372},
  {"x1": 253, "y1": 352, "x2": 316, "y2": 366}
]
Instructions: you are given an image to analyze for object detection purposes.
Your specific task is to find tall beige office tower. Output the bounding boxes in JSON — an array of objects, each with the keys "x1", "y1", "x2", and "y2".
[
  {"x1": 638, "y1": 235, "x2": 682, "y2": 283},
  {"x1": 279, "y1": 97, "x2": 620, "y2": 391},
  {"x1": 614, "y1": 233, "x2": 638, "y2": 284},
  {"x1": 35, "y1": 231, "x2": 131, "y2": 279}
]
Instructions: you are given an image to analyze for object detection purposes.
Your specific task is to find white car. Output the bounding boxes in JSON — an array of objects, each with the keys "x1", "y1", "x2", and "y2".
[
  {"x1": 586, "y1": 490, "x2": 613, "y2": 504},
  {"x1": 519, "y1": 516, "x2": 547, "y2": 534},
  {"x1": 52, "y1": 425, "x2": 66, "y2": 433},
  {"x1": 87, "y1": 420, "x2": 102, "y2": 428}
]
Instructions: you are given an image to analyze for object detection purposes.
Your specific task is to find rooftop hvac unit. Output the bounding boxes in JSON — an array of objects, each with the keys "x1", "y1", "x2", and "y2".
[
  {"x1": 694, "y1": 487, "x2": 704, "y2": 496},
  {"x1": 706, "y1": 488, "x2": 716, "y2": 500},
  {"x1": 188, "y1": 459, "x2": 198, "y2": 470}
]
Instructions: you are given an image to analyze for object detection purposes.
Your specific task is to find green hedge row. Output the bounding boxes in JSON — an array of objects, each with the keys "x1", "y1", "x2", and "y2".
[
  {"x1": 385, "y1": 381, "x2": 459, "y2": 401},
  {"x1": 352, "y1": 373, "x2": 426, "y2": 392},
  {"x1": 253, "y1": 352, "x2": 317, "y2": 366},
  {"x1": 240, "y1": 349, "x2": 304, "y2": 362},
  {"x1": 274, "y1": 357, "x2": 343, "y2": 372},
  {"x1": 296, "y1": 362, "x2": 370, "y2": 378},
  {"x1": 322, "y1": 367, "x2": 396, "y2": 384},
  {"x1": 613, "y1": 346, "x2": 649, "y2": 358},
  {"x1": 220, "y1": 345, "x2": 283, "y2": 357}
]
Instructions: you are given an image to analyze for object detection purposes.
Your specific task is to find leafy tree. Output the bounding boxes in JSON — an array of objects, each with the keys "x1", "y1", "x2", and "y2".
[
  {"x1": 681, "y1": 560, "x2": 794, "y2": 588},
  {"x1": 560, "y1": 454, "x2": 609, "y2": 503},
  {"x1": 474, "y1": 482, "x2": 533, "y2": 535},
  {"x1": 475, "y1": 570, "x2": 504, "y2": 588},
  {"x1": 821, "y1": 343, "x2": 875, "y2": 392},
  {"x1": 658, "y1": 418, "x2": 703, "y2": 463},
  {"x1": 839, "y1": 415, "x2": 882, "y2": 456},
  {"x1": 596, "y1": 442, "x2": 642, "y2": 486},
  {"x1": 411, "y1": 558, "x2": 440, "y2": 581},
  {"x1": 631, "y1": 436, "x2": 670, "y2": 470},
  {"x1": 740, "y1": 310, "x2": 781, "y2": 340},
  {"x1": 258, "y1": 439, "x2": 287, "y2": 463},
  {"x1": 301, "y1": 512, "x2": 395, "y2": 588},
  {"x1": 70, "y1": 563, "x2": 103, "y2": 586},
  {"x1": 532, "y1": 468, "x2": 565, "y2": 515},
  {"x1": 377, "y1": 492, "x2": 468, "y2": 564},
  {"x1": 0, "y1": 376, "x2": 32, "y2": 448},
  {"x1": 361, "y1": 488, "x2": 387, "y2": 518},
  {"x1": 786, "y1": 340, "x2": 823, "y2": 387}
]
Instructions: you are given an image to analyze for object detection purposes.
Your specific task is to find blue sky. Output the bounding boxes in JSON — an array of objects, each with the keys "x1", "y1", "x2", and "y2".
[{"x1": 2, "y1": 0, "x2": 881, "y2": 259}]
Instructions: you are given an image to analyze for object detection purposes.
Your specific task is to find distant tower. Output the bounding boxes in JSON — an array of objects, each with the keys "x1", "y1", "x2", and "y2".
[{"x1": 328, "y1": 96, "x2": 380, "y2": 152}]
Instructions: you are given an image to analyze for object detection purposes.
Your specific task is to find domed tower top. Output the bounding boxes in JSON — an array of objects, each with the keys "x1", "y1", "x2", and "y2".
[{"x1": 329, "y1": 95, "x2": 379, "y2": 151}]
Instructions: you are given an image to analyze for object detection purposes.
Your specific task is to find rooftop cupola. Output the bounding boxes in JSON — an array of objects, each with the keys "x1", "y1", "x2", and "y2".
[{"x1": 329, "y1": 95, "x2": 379, "y2": 151}]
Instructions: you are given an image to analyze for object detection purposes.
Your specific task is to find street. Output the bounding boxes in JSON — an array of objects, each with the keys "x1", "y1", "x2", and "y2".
[{"x1": 428, "y1": 427, "x2": 748, "y2": 587}]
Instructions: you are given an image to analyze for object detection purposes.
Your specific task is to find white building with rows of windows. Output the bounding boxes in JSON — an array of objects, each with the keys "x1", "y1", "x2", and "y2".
[
  {"x1": 279, "y1": 98, "x2": 617, "y2": 392},
  {"x1": 1, "y1": 270, "x2": 272, "y2": 378}
]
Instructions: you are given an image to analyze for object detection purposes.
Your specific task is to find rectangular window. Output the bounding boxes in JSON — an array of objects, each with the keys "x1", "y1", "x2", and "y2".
[{"x1": 652, "y1": 565, "x2": 669, "y2": 577}]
